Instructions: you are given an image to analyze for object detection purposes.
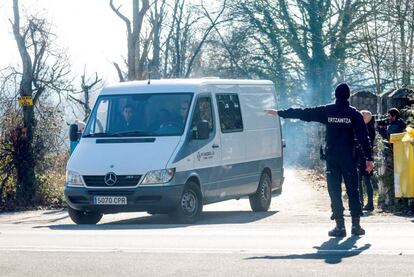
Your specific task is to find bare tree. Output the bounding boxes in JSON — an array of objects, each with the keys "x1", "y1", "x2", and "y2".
[
  {"x1": 149, "y1": 0, "x2": 167, "y2": 79},
  {"x1": 9, "y1": 0, "x2": 72, "y2": 205},
  {"x1": 68, "y1": 67, "x2": 102, "y2": 121},
  {"x1": 274, "y1": 0, "x2": 374, "y2": 104},
  {"x1": 164, "y1": 0, "x2": 190, "y2": 77},
  {"x1": 184, "y1": 0, "x2": 227, "y2": 77},
  {"x1": 358, "y1": 1, "x2": 394, "y2": 96},
  {"x1": 387, "y1": 0, "x2": 414, "y2": 86},
  {"x1": 161, "y1": 0, "x2": 227, "y2": 78},
  {"x1": 228, "y1": 0, "x2": 290, "y2": 103},
  {"x1": 110, "y1": 0, "x2": 152, "y2": 81}
]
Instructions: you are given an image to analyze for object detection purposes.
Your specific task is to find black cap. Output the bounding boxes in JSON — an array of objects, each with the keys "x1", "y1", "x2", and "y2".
[{"x1": 335, "y1": 83, "x2": 350, "y2": 99}]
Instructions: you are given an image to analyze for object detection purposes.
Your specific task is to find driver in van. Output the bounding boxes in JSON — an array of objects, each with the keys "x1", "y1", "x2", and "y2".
[{"x1": 117, "y1": 104, "x2": 138, "y2": 131}]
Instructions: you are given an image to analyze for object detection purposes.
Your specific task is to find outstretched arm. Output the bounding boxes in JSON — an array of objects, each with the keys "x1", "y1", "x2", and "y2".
[{"x1": 264, "y1": 106, "x2": 327, "y2": 124}]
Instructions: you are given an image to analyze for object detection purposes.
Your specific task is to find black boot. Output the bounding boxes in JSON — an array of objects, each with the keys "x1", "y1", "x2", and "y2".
[
  {"x1": 363, "y1": 203, "x2": 374, "y2": 212},
  {"x1": 351, "y1": 217, "x2": 365, "y2": 236},
  {"x1": 362, "y1": 202, "x2": 374, "y2": 212},
  {"x1": 328, "y1": 218, "x2": 346, "y2": 237}
]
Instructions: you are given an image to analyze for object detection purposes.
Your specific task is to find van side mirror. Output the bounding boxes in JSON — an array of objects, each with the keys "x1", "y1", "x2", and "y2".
[{"x1": 194, "y1": 120, "x2": 210, "y2": 140}]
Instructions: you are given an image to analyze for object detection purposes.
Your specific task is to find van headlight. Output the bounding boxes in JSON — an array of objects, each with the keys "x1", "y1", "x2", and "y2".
[
  {"x1": 141, "y1": 168, "x2": 175, "y2": 185},
  {"x1": 66, "y1": 171, "x2": 84, "y2": 187}
]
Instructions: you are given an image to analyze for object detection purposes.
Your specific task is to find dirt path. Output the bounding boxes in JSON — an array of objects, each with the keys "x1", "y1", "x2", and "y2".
[{"x1": 274, "y1": 168, "x2": 413, "y2": 224}]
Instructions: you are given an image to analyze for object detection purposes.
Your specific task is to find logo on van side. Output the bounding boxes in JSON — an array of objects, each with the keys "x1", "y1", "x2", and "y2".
[{"x1": 197, "y1": 151, "x2": 215, "y2": 161}]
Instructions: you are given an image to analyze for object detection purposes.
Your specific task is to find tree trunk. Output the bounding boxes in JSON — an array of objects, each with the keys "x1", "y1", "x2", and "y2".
[
  {"x1": 149, "y1": 0, "x2": 166, "y2": 79},
  {"x1": 406, "y1": 6, "x2": 414, "y2": 85},
  {"x1": 151, "y1": 36, "x2": 161, "y2": 79},
  {"x1": 13, "y1": 122, "x2": 36, "y2": 207},
  {"x1": 127, "y1": 34, "x2": 136, "y2": 81},
  {"x1": 12, "y1": 0, "x2": 37, "y2": 206},
  {"x1": 110, "y1": 0, "x2": 150, "y2": 81},
  {"x1": 399, "y1": 10, "x2": 409, "y2": 86}
]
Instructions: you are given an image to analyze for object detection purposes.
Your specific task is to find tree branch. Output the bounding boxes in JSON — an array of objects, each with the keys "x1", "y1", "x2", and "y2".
[
  {"x1": 185, "y1": 0, "x2": 227, "y2": 77},
  {"x1": 109, "y1": 0, "x2": 132, "y2": 35}
]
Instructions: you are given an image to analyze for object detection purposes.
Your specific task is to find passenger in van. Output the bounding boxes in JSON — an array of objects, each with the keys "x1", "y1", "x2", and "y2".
[
  {"x1": 229, "y1": 101, "x2": 242, "y2": 129},
  {"x1": 158, "y1": 109, "x2": 171, "y2": 129},
  {"x1": 218, "y1": 101, "x2": 235, "y2": 130},
  {"x1": 191, "y1": 99, "x2": 213, "y2": 132}
]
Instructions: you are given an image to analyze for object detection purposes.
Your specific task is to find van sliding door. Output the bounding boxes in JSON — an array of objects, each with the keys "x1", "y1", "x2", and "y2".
[{"x1": 216, "y1": 93, "x2": 252, "y2": 198}]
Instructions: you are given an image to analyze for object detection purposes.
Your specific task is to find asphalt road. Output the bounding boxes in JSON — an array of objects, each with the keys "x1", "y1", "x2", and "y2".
[{"x1": 1, "y1": 169, "x2": 413, "y2": 276}]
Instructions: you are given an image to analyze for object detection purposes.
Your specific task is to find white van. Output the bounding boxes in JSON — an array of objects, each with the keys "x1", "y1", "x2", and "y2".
[{"x1": 64, "y1": 79, "x2": 284, "y2": 224}]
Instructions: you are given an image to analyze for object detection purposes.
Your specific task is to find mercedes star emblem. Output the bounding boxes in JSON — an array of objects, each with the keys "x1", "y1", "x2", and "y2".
[{"x1": 104, "y1": 172, "x2": 117, "y2": 186}]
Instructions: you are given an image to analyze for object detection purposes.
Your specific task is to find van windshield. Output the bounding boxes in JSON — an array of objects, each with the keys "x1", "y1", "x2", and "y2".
[{"x1": 83, "y1": 93, "x2": 193, "y2": 137}]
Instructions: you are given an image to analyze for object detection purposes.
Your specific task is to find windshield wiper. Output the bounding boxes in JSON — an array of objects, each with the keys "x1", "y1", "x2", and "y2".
[
  {"x1": 83, "y1": 132, "x2": 115, "y2": 138},
  {"x1": 111, "y1": 130, "x2": 151, "y2": 137}
]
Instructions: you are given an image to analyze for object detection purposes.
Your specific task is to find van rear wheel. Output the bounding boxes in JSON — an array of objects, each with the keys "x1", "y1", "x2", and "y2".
[
  {"x1": 68, "y1": 207, "x2": 103, "y2": 225},
  {"x1": 169, "y1": 181, "x2": 203, "y2": 224},
  {"x1": 249, "y1": 172, "x2": 272, "y2": 212}
]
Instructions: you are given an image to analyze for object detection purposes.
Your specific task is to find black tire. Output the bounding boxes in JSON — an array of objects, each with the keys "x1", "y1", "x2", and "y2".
[
  {"x1": 68, "y1": 207, "x2": 103, "y2": 225},
  {"x1": 169, "y1": 181, "x2": 203, "y2": 224},
  {"x1": 249, "y1": 172, "x2": 272, "y2": 212}
]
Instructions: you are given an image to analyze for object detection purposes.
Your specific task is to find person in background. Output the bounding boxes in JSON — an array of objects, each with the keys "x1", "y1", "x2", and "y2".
[
  {"x1": 378, "y1": 108, "x2": 407, "y2": 140},
  {"x1": 386, "y1": 108, "x2": 407, "y2": 139},
  {"x1": 358, "y1": 110, "x2": 376, "y2": 212}
]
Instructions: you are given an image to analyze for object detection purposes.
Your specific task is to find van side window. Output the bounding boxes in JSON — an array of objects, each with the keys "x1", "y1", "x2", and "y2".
[
  {"x1": 191, "y1": 97, "x2": 214, "y2": 132},
  {"x1": 216, "y1": 94, "x2": 243, "y2": 133}
]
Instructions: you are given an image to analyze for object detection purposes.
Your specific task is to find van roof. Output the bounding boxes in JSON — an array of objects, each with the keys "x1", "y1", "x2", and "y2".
[{"x1": 101, "y1": 78, "x2": 274, "y2": 95}]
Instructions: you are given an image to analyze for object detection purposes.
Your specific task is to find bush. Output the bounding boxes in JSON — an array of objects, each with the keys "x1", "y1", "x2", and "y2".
[
  {"x1": 401, "y1": 107, "x2": 414, "y2": 127},
  {"x1": 375, "y1": 135, "x2": 394, "y2": 208},
  {"x1": 35, "y1": 151, "x2": 68, "y2": 208},
  {"x1": 0, "y1": 107, "x2": 68, "y2": 212}
]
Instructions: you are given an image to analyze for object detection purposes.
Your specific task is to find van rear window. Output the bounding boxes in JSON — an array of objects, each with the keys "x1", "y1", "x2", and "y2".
[{"x1": 216, "y1": 94, "x2": 243, "y2": 133}]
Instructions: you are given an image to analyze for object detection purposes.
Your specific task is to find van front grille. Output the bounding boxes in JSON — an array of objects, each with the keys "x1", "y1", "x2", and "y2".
[{"x1": 83, "y1": 175, "x2": 141, "y2": 187}]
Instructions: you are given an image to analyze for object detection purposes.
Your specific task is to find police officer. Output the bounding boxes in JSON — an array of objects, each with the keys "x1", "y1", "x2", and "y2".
[{"x1": 265, "y1": 83, "x2": 374, "y2": 237}]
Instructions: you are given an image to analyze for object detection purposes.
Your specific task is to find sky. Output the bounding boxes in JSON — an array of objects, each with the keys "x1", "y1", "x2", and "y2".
[{"x1": 0, "y1": 0, "x2": 132, "y2": 85}]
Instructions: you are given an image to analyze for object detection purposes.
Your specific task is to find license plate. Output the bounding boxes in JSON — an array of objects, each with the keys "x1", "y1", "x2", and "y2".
[{"x1": 93, "y1": 196, "x2": 127, "y2": 205}]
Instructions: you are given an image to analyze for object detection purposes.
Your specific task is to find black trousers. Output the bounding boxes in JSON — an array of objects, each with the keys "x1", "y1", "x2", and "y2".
[{"x1": 326, "y1": 149, "x2": 362, "y2": 220}]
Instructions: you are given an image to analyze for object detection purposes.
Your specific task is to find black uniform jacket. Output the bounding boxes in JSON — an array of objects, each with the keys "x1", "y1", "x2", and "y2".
[{"x1": 278, "y1": 99, "x2": 373, "y2": 161}]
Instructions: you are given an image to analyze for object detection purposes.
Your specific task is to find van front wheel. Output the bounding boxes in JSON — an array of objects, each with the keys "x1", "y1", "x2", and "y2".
[
  {"x1": 249, "y1": 173, "x2": 272, "y2": 212},
  {"x1": 68, "y1": 207, "x2": 103, "y2": 225},
  {"x1": 169, "y1": 181, "x2": 203, "y2": 224}
]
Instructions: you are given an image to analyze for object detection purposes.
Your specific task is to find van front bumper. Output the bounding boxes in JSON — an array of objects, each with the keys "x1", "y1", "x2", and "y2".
[{"x1": 64, "y1": 184, "x2": 184, "y2": 214}]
